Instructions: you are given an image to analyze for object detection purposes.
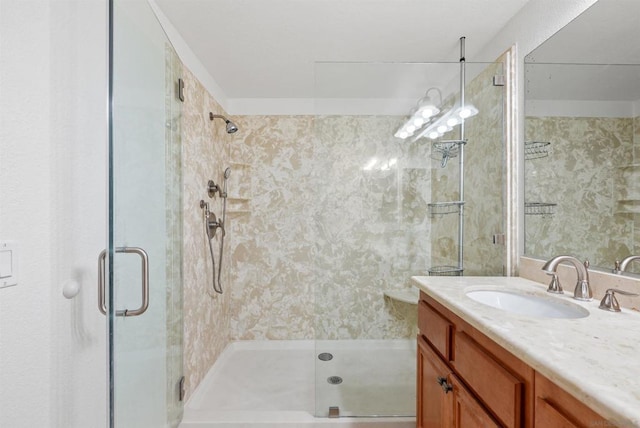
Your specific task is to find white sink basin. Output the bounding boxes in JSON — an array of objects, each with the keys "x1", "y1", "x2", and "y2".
[{"x1": 466, "y1": 289, "x2": 589, "y2": 319}]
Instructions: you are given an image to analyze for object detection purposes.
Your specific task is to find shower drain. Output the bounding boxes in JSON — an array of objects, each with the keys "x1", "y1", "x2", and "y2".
[
  {"x1": 318, "y1": 352, "x2": 333, "y2": 361},
  {"x1": 327, "y1": 376, "x2": 343, "y2": 385}
]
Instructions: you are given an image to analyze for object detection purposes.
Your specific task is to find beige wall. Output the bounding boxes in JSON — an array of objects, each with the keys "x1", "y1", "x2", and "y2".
[{"x1": 225, "y1": 115, "x2": 428, "y2": 341}]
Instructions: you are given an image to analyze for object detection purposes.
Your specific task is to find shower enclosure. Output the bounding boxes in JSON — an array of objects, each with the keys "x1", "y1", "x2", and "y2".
[
  {"x1": 312, "y1": 59, "x2": 507, "y2": 418},
  {"x1": 108, "y1": 0, "x2": 183, "y2": 426},
  {"x1": 107, "y1": 0, "x2": 508, "y2": 421}
]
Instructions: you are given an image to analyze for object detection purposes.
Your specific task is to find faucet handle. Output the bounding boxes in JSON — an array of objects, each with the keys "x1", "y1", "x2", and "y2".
[
  {"x1": 546, "y1": 273, "x2": 563, "y2": 294},
  {"x1": 613, "y1": 260, "x2": 622, "y2": 274},
  {"x1": 599, "y1": 288, "x2": 640, "y2": 312}
]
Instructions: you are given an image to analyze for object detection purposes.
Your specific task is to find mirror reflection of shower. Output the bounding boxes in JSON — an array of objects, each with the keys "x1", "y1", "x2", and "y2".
[{"x1": 200, "y1": 167, "x2": 231, "y2": 294}]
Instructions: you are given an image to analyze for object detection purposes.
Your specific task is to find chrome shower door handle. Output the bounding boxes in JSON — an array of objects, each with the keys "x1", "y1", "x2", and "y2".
[{"x1": 98, "y1": 247, "x2": 150, "y2": 316}]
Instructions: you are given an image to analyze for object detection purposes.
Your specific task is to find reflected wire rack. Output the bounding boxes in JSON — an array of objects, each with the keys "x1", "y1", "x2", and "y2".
[
  {"x1": 428, "y1": 201, "x2": 464, "y2": 217},
  {"x1": 428, "y1": 266, "x2": 464, "y2": 276},
  {"x1": 525, "y1": 141, "x2": 551, "y2": 160},
  {"x1": 524, "y1": 202, "x2": 557, "y2": 216}
]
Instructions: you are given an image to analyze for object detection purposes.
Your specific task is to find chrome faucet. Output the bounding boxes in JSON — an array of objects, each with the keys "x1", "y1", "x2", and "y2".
[
  {"x1": 613, "y1": 255, "x2": 640, "y2": 274},
  {"x1": 542, "y1": 255, "x2": 593, "y2": 301}
]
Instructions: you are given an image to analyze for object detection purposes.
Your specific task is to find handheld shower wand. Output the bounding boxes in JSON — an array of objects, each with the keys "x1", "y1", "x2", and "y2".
[
  {"x1": 200, "y1": 167, "x2": 232, "y2": 295},
  {"x1": 216, "y1": 168, "x2": 231, "y2": 290}
]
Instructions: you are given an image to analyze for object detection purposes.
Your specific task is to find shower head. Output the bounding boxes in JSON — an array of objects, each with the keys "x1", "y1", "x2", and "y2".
[
  {"x1": 225, "y1": 121, "x2": 238, "y2": 134},
  {"x1": 223, "y1": 167, "x2": 231, "y2": 179},
  {"x1": 209, "y1": 112, "x2": 239, "y2": 134}
]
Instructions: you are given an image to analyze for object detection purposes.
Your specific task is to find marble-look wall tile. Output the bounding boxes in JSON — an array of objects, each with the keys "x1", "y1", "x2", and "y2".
[
  {"x1": 524, "y1": 116, "x2": 635, "y2": 270},
  {"x1": 226, "y1": 115, "x2": 428, "y2": 341},
  {"x1": 227, "y1": 115, "x2": 317, "y2": 340},
  {"x1": 180, "y1": 65, "x2": 232, "y2": 400}
]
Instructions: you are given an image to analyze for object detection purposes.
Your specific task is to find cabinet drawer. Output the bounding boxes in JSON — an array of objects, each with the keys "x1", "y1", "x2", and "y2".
[
  {"x1": 535, "y1": 373, "x2": 612, "y2": 428},
  {"x1": 453, "y1": 332, "x2": 523, "y2": 428},
  {"x1": 418, "y1": 300, "x2": 452, "y2": 359},
  {"x1": 535, "y1": 397, "x2": 579, "y2": 428}
]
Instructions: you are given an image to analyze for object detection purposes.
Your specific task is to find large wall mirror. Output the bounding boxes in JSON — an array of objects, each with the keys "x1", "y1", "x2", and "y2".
[{"x1": 524, "y1": 0, "x2": 640, "y2": 274}]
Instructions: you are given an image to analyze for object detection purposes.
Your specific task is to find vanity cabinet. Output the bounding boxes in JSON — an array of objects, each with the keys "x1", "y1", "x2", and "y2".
[
  {"x1": 417, "y1": 291, "x2": 614, "y2": 428},
  {"x1": 417, "y1": 333, "x2": 499, "y2": 428},
  {"x1": 534, "y1": 372, "x2": 610, "y2": 428}
]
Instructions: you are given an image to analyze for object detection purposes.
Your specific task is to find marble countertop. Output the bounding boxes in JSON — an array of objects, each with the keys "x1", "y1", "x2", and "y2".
[{"x1": 411, "y1": 276, "x2": 640, "y2": 427}]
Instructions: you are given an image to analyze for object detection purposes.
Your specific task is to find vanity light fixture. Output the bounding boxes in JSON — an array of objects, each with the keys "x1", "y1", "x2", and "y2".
[
  {"x1": 394, "y1": 89, "x2": 479, "y2": 141},
  {"x1": 394, "y1": 88, "x2": 442, "y2": 139},
  {"x1": 413, "y1": 102, "x2": 479, "y2": 141}
]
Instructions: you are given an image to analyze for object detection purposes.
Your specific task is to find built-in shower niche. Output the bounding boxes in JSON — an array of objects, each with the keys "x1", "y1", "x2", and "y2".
[
  {"x1": 615, "y1": 164, "x2": 640, "y2": 214},
  {"x1": 225, "y1": 162, "x2": 252, "y2": 217}
]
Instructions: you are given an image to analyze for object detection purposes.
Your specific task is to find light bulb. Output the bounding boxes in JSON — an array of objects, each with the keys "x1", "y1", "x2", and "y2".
[
  {"x1": 413, "y1": 118, "x2": 425, "y2": 127},
  {"x1": 429, "y1": 131, "x2": 439, "y2": 139},
  {"x1": 398, "y1": 131, "x2": 408, "y2": 139},
  {"x1": 447, "y1": 118, "x2": 459, "y2": 127},
  {"x1": 455, "y1": 105, "x2": 478, "y2": 119},
  {"x1": 406, "y1": 125, "x2": 416, "y2": 133},
  {"x1": 437, "y1": 125, "x2": 448, "y2": 133},
  {"x1": 421, "y1": 108, "x2": 434, "y2": 118}
]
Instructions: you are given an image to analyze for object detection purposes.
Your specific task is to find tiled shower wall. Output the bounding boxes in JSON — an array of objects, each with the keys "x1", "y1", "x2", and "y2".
[
  {"x1": 226, "y1": 116, "x2": 429, "y2": 341},
  {"x1": 181, "y1": 65, "x2": 232, "y2": 398},
  {"x1": 524, "y1": 115, "x2": 638, "y2": 272},
  {"x1": 181, "y1": 108, "x2": 428, "y2": 395},
  {"x1": 180, "y1": 59, "x2": 509, "y2": 396}
]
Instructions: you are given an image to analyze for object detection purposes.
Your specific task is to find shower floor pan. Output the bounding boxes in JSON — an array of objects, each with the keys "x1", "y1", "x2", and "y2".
[{"x1": 179, "y1": 340, "x2": 416, "y2": 427}]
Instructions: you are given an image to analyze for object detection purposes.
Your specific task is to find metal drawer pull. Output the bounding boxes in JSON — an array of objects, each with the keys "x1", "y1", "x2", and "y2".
[
  {"x1": 98, "y1": 247, "x2": 150, "y2": 317},
  {"x1": 436, "y1": 376, "x2": 453, "y2": 393}
]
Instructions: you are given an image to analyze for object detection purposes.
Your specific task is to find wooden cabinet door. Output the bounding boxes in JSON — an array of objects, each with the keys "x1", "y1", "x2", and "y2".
[
  {"x1": 417, "y1": 335, "x2": 452, "y2": 428},
  {"x1": 453, "y1": 332, "x2": 523, "y2": 428},
  {"x1": 450, "y1": 374, "x2": 500, "y2": 428}
]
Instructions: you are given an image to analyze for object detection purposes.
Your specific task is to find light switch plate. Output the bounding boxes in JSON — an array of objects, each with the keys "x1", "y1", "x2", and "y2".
[{"x1": 0, "y1": 241, "x2": 18, "y2": 288}]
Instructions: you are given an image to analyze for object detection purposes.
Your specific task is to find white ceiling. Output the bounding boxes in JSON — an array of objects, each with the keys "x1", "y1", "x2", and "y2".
[{"x1": 154, "y1": 0, "x2": 532, "y2": 101}]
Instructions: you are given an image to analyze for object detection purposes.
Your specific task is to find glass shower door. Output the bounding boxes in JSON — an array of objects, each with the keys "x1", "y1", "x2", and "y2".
[
  {"x1": 108, "y1": 0, "x2": 183, "y2": 427},
  {"x1": 312, "y1": 59, "x2": 506, "y2": 418}
]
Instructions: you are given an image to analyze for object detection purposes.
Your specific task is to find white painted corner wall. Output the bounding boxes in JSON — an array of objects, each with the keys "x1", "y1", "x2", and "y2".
[{"x1": 0, "y1": 1, "x2": 108, "y2": 427}]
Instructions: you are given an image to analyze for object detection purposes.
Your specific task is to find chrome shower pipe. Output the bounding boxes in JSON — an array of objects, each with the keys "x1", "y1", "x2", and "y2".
[{"x1": 458, "y1": 36, "x2": 466, "y2": 272}]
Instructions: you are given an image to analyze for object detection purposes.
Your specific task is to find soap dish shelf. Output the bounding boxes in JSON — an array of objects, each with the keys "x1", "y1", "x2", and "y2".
[{"x1": 383, "y1": 288, "x2": 419, "y2": 305}]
